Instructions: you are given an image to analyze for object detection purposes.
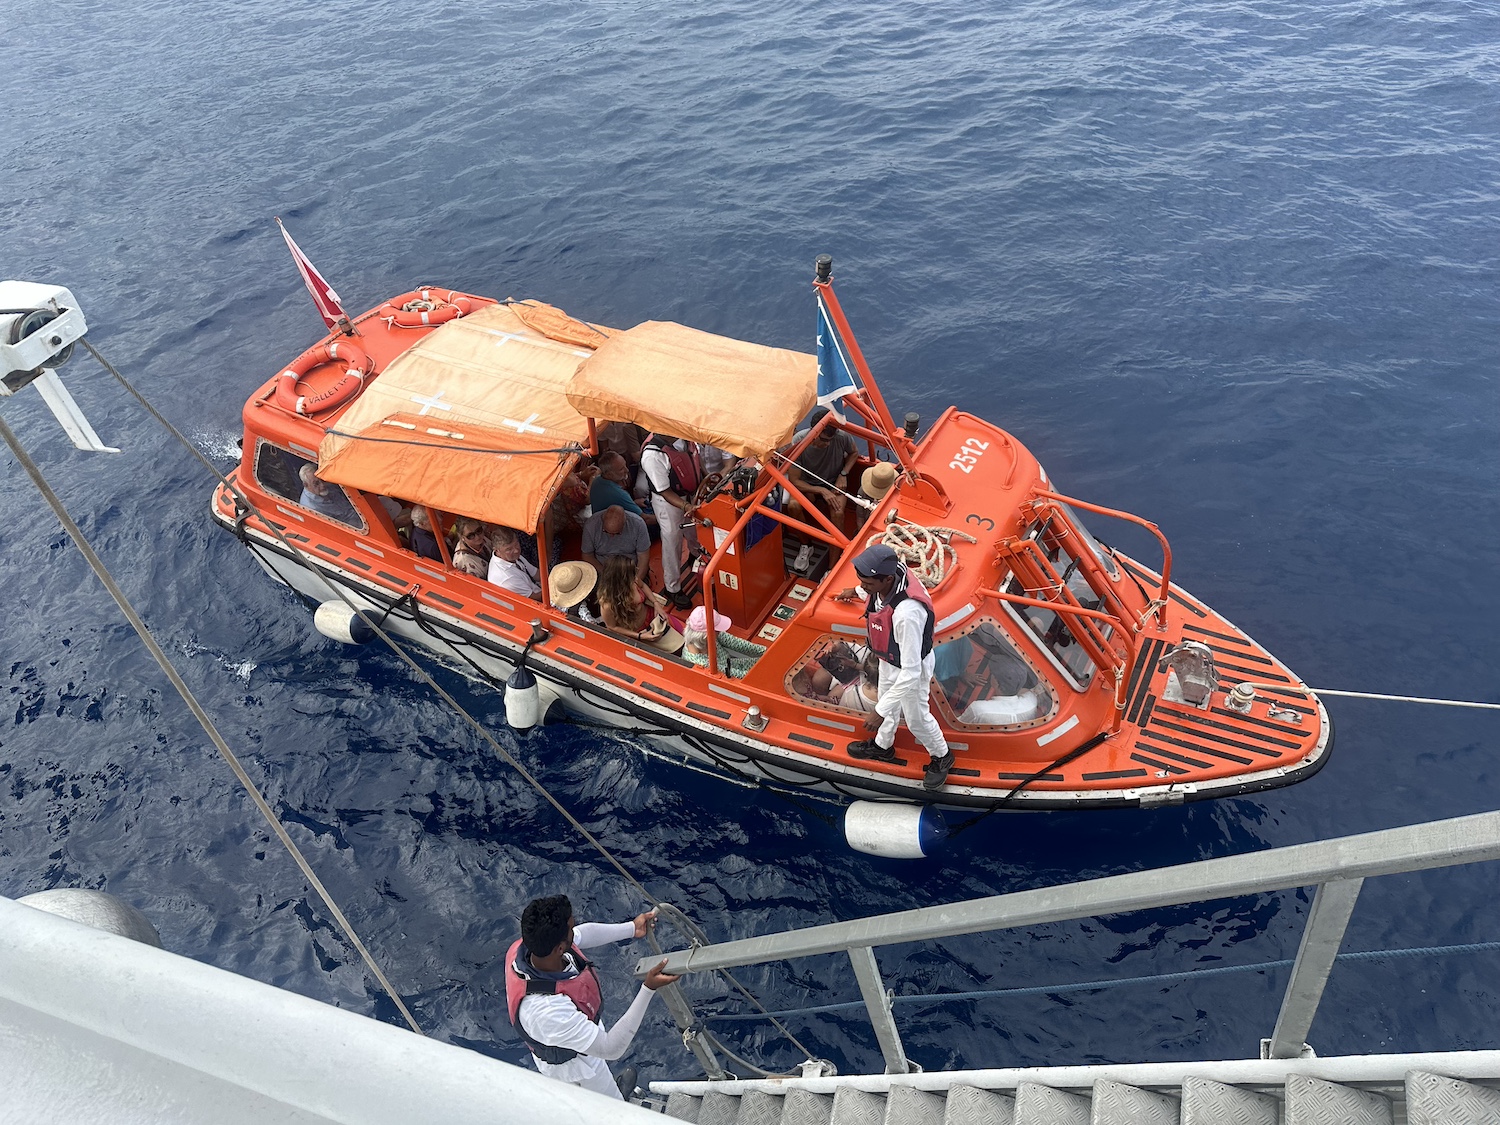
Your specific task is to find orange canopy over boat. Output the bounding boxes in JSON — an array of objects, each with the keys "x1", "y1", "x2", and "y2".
[
  {"x1": 565, "y1": 320, "x2": 817, "y2": 457},
  {"x1": 318, "y1": 306, "x2": 818, "y2": 532}
]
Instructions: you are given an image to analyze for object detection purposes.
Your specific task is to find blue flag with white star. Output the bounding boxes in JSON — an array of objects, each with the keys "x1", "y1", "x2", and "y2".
[{"x1": 816, "y1": 291, "x2": 858, "y2": 408}]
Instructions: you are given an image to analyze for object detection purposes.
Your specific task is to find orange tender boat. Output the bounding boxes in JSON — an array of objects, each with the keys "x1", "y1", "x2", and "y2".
[{"x1": 212, "y1": 261, "x2": 1332, "y2": 817}]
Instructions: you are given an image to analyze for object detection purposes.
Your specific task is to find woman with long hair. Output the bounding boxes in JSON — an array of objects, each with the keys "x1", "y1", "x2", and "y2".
[{"x1": 598, "y1": 555, "x2": 678, "y2": 649}]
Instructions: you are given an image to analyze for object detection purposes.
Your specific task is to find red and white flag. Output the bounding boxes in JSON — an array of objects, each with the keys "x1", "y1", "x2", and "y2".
[{"x1": 276, "y1": 218, "x2": 348, "y2": 330}]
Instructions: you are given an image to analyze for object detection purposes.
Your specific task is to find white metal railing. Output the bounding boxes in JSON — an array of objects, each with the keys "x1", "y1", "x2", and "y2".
[{"x1": 636, "y1": 810, "x2": 1500, "y2": 1073}]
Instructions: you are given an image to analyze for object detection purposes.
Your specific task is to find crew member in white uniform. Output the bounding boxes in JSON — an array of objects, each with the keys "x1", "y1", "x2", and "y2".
[
  {"x1": 841, "y1": 544, "x2": 953, "y2": 789},
  {"x1": 506, "y1": 895, "x2": 680, "y2": 1100},
  {"x1": 640, "y1": 434, "x2": 701, "y2": 609}
]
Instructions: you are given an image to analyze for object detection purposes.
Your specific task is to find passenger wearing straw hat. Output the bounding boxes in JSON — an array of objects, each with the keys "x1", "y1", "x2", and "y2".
[
  {"x1": 859, "y1": 462, "x2": 898, "y2": 503},
  {"x1": 549, "y1": 560, "x2": 600, "y2": 624}
]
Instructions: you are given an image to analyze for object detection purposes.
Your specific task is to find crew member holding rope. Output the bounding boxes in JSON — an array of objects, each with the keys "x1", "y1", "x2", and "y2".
[
  {"x1": 505, "y1": 894, "x2": 680, "y2": 1100},
  {"x1": 842, "y1": 544, "x2": 954, "y2": 789}
]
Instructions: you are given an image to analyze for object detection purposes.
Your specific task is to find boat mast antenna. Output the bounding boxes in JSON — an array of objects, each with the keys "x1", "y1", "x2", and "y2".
[{"x1": 0, "y1": 282, "x2": 118, "y2": 453}]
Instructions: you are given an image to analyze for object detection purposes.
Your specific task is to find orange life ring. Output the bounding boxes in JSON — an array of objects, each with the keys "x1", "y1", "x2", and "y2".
[
  {"x1": 273, "y1": 340, "x2": 375, "y2": 416},
  {"x1": 378, "y1": 288, "x2": 474, "y2": 328}
]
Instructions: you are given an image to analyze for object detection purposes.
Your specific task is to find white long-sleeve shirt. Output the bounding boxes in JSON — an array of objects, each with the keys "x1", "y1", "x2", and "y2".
[
  {"x1": 517, "y1": 921, "x2": 652, "y2": 1089},
  {"x1": 873, "y1": 596, "x2": 936, "y2": 720}
]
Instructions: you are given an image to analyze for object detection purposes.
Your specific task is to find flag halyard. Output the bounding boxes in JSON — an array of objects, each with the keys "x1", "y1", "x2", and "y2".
[{"x1": 276, "y1": 218, "x2": 350, "y2": 332}]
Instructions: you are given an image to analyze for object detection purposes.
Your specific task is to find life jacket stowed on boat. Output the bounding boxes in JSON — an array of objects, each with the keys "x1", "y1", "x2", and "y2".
[
  {"x1": 273, "y1": 340, "x2": 374, "y2": 416},
  {"x1": 503, "y1": 938, "x2": 604, "y2": 1064},
  {"x1": 865, "y1": 574, "x2": 935, "y2": 667}
]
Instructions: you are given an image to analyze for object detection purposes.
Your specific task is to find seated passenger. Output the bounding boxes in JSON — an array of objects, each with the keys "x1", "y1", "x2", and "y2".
[
  {"x1": 408, "y1": 507, "x2": 443, "y2": 561},
  {"x1": 784, "y1": 406, "x2": 858, "y2": 526},
  {"x1": 376, "y1": 495, "x2": 414, "y2": 533},
  {"x1": 588, "y1": 452, "x2": 650, "y2": 522},
  {"x1": 450, "y1": 517, "x2": 490, "y2": 578},
  {"x1": 582, "y1": 505, "x2": 650, "y2": 583},
  {"x1": 597, "y1": 555, "x2": 681, "y2": 652},
  {"x1": 791, "y1": 644, "x2": 864, "y2": 703},
  {"x1": 859, "y1": 463, "x2": 897, "y2": 505},
  {"x1": 549, "y1": 560, "x2": 600, "y2": 625},
  {"x1": 547, "y1": 465, "x2": 595, "y2": 567},
  {"x1": 838, "y1": 652, "x2": 881, "y2": 712},
  {"x1": 297, "y1": 465, "x2": 358, "y2": 523},
  {"x1": 487, "y1": 526, "x2": 541, "y2": 599},
  {"x1": 681, "y1": 606, "x2": 765, "y2": 679},
  {"x1": 596, "y1": 422, "x2": 648, "y2": 474}
]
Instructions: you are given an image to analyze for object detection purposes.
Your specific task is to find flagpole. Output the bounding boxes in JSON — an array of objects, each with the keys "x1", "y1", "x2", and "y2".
[
  {"x1": 275, "y1": 217, "x2": 357, "y2": 337},
  {"x1": 812, "y1": 257, "x2": 916, "y2": 472}
]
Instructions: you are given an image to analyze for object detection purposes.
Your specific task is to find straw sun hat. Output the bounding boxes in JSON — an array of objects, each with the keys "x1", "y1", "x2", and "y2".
[
  {"x1": 860, "y1": 462, "x2": 898, "y2": 501},
  {"x1": 549, "y1": 561, "x2": 597, "y2": 609}
]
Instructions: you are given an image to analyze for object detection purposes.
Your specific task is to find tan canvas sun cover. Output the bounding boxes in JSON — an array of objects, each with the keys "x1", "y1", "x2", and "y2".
[
  {"x1": 565, "y1": 321, "x2": 817, "y2": 457},
  {"x1": 317, "y1": 303, "x2": 598, "y2": 533}
]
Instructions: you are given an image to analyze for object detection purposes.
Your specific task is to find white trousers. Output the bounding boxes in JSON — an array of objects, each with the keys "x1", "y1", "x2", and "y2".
[
  {"x1": 875, "y1": 660, "x2": 950, "y2": 762},
  {"x1": 650, "y1": 494, "x2": 699, "y2": 594}
]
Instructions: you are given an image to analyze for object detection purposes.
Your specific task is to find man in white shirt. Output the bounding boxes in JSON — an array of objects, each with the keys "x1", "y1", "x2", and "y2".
[
  {"x1": 505, "y1": 894, "x2": 680, "y2": 1100},
  {"x1": 640, "y1": 435, "x2": 701, "y2": 610},
  {"x1": 841, "y1": 544, "x2": 953, "y2": 789},
  {"x1": 487, "y1": 526, "x2": 541, "y2": 599}
]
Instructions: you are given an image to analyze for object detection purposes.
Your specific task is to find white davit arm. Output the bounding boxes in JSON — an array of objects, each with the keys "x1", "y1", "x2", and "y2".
[{"x1": 0, "y1": 281, "x2": 119, "y2": 453}]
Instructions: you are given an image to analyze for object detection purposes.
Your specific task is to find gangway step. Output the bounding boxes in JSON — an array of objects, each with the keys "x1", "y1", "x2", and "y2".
[
  {"x1": 1406, "y1": 1069, "x2": 1500, "y2": 1125},
  {"x1": 658, "y1": 1068, "x2": 1500, "y2": 1125}
]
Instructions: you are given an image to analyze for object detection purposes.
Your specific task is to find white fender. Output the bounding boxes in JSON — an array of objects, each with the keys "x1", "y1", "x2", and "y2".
[
  {"x1": 313, "y1": 602, "x2": 375, "y2": 645},
  {"x1": 17, "y1": 889, "x2": 162, "y2": 947},
  {"x1": 505, "y1": 665, "x2": 540, "y2": 730},
  {"x1": 844, "y1": 801, "x2": 946, "y2": 859}
]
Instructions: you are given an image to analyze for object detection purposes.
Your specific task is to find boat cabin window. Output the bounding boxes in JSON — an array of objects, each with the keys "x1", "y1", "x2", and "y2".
[
  {"x1": 252, "y1": 440, "x2": 365, "y2": 531},
  {"x1": 786, "y1": 635, "x2": 869, "y2": 710},
  {"x1": 931, "y1": 620, "x2": 1054, "y2": 728},
  {"x1": 1001, "y1": 518, "x2": 1113, "y2": 689}
]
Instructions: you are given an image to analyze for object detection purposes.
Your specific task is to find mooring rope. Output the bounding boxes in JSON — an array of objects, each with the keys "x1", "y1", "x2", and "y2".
[
  {"x1": 0, "y1": 414, "x2": 427, "y2": 1033},
  {"x1": 1309, "y1": 688, "x2": 1500, "y2": 711}
]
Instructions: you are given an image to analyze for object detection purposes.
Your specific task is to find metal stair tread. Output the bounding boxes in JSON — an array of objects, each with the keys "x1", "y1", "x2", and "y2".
[
  {"x1": 1179, "y1": 1076, "x2": 1279, "y2": 1125},
  {"x1": 1014, "y1": 1083, "x2": 1091, "y2": 1125},
  {"x1": 737, "y1": 1089, "x2": 788, "y2": 1125},
  {"x1": 832, "y1": 1087, "x2": 889, "y2": 1125},
  {"x1": 944, "y1": 1085, "x2": 1017, "y2": 1125},
  {"x1": 700, "y1": 1090, "x2": 744, "y2": 1125},
  {"x1": 886, "y1": 1086, "x2": 946, "y2": 1125},
  {"x1": 1406, "y1": 1069, "x2": 1500, "y2": 1125},
  {"x1": 1090, "y1": 1079, "x2": 1179, "y2": 1124},
  {"x1": 667, "y1": 1092, "x2": 704, "y2": 1122},
  {"x1": 1285, "y1": 1074, "x2": 1393, "y2": 1125},
  {"x1": 783, "y1": 1088, "x2": 836, "y2": 1125}
]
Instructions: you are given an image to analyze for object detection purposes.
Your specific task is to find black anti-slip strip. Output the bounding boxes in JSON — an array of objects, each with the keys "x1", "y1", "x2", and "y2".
[
  {"x1": 475, "y1": 613, "x2": 515, "y2": 631},
  {"x1": 345, "y1": 557, "x2": 373, "y2": 571},
  {"x1": 425, "y1": 592, "x2": 464, "y2": 610},
  {"x1": 1145, "y1": 723, "x2": 1282, "y2": 760},
  {"x1": 314, "y1": 543, "x2": 340, "y2": 556},
  {"x1": 555, "y1": 648, "x2": 593, "y2": 665},
  {"x1": 687, "y1": 702, "x2": 731, "y2": 720},
  {"x1": 1131, "y1": 742, "x2": 1212, "y2": 770},
  {"x1": 1136, "y1": 729, "x2": 1253, "y2": 766},
  {"x1": 1131, "y1": 752, "x2": 1188, "y2": 775},
  {"x1": 998, "y1": 772, "x2": 1063, "y2": 781},
  {"x1": 643, "y1": 683, "x2": 682, "y2": 702},
  {"x1": 1153, "y1": 711, "x2": 1301, "y2": 749},
  {"x1": 788, "y1": 733, "x2": 834, "y2": 750},
  {"x1": 596, "y1": 664, "x2": 635, "y2": 683},
  {"x1": 376, "y1": 571, "x2": 409, "y2": 587},
  {"x1": 1126, "y1": 639, "x2": 1165, "y2": 724},
  {"x1": 1083, "y1": 768, "x2": 1148, "y2": 780}
]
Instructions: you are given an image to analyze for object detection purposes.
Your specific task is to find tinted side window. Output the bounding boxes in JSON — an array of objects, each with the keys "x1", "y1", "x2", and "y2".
[
  {"x1": 252, "y1": 440, "x2": 365, "y2": 530},
  {"x1": 932, "y1": 620, "x2": 1054, "y2": 728}
]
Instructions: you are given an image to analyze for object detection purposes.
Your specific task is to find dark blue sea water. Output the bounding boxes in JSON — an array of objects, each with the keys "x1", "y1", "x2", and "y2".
[{"x1": 4, "y1": 0, "x2": 1498, "y2": 1084}]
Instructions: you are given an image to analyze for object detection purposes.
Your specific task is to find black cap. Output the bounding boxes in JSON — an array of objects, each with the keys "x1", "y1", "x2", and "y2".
[{"x1": 852, "y1": 544, "x2": 902, "y2": 578}]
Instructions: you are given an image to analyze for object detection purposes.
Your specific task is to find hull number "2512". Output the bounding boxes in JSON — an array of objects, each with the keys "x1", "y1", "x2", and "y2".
[{"x1": 949, "y1": 437, "x2": 989, "y2": 473}]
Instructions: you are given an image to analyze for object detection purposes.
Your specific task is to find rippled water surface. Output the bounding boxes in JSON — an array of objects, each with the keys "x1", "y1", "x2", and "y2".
[{"x1": 4, "y1": 0, "x2": 1499, "y2": 1081}]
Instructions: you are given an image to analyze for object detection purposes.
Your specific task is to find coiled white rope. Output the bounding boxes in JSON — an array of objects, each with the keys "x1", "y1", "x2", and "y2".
[{"x1": 864, "y1": 519, "x2": 978, "y2": 588}]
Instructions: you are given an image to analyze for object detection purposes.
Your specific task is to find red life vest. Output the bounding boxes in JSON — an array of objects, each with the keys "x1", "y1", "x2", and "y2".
[
  {"x1": 504, "y1": 938, "x2": 604, "y2": 1064},
  {"x1": 647, "y1": 441, "x2": 701, "y2": 496},
  {"x1": 866, "y1": 572, "x2": 936, "y2": 667}
]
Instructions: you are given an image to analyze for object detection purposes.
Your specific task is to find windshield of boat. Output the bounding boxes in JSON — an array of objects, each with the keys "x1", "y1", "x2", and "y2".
[
  {"x1": 931, "y1": 619, "x2": 1055, "y2": 728},
  {"x1": 1000, "y1": 516, "x2": 1112, "y2": 689}
]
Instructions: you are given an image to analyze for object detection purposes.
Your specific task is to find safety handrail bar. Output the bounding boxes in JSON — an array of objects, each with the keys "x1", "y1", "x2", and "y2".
[
  {"x1": 636, "y1": 809, "x2": 1500, "y2": 976},
  {"x1": 1034, "y1": 490, "x2": 1173, "y2": 629}
]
